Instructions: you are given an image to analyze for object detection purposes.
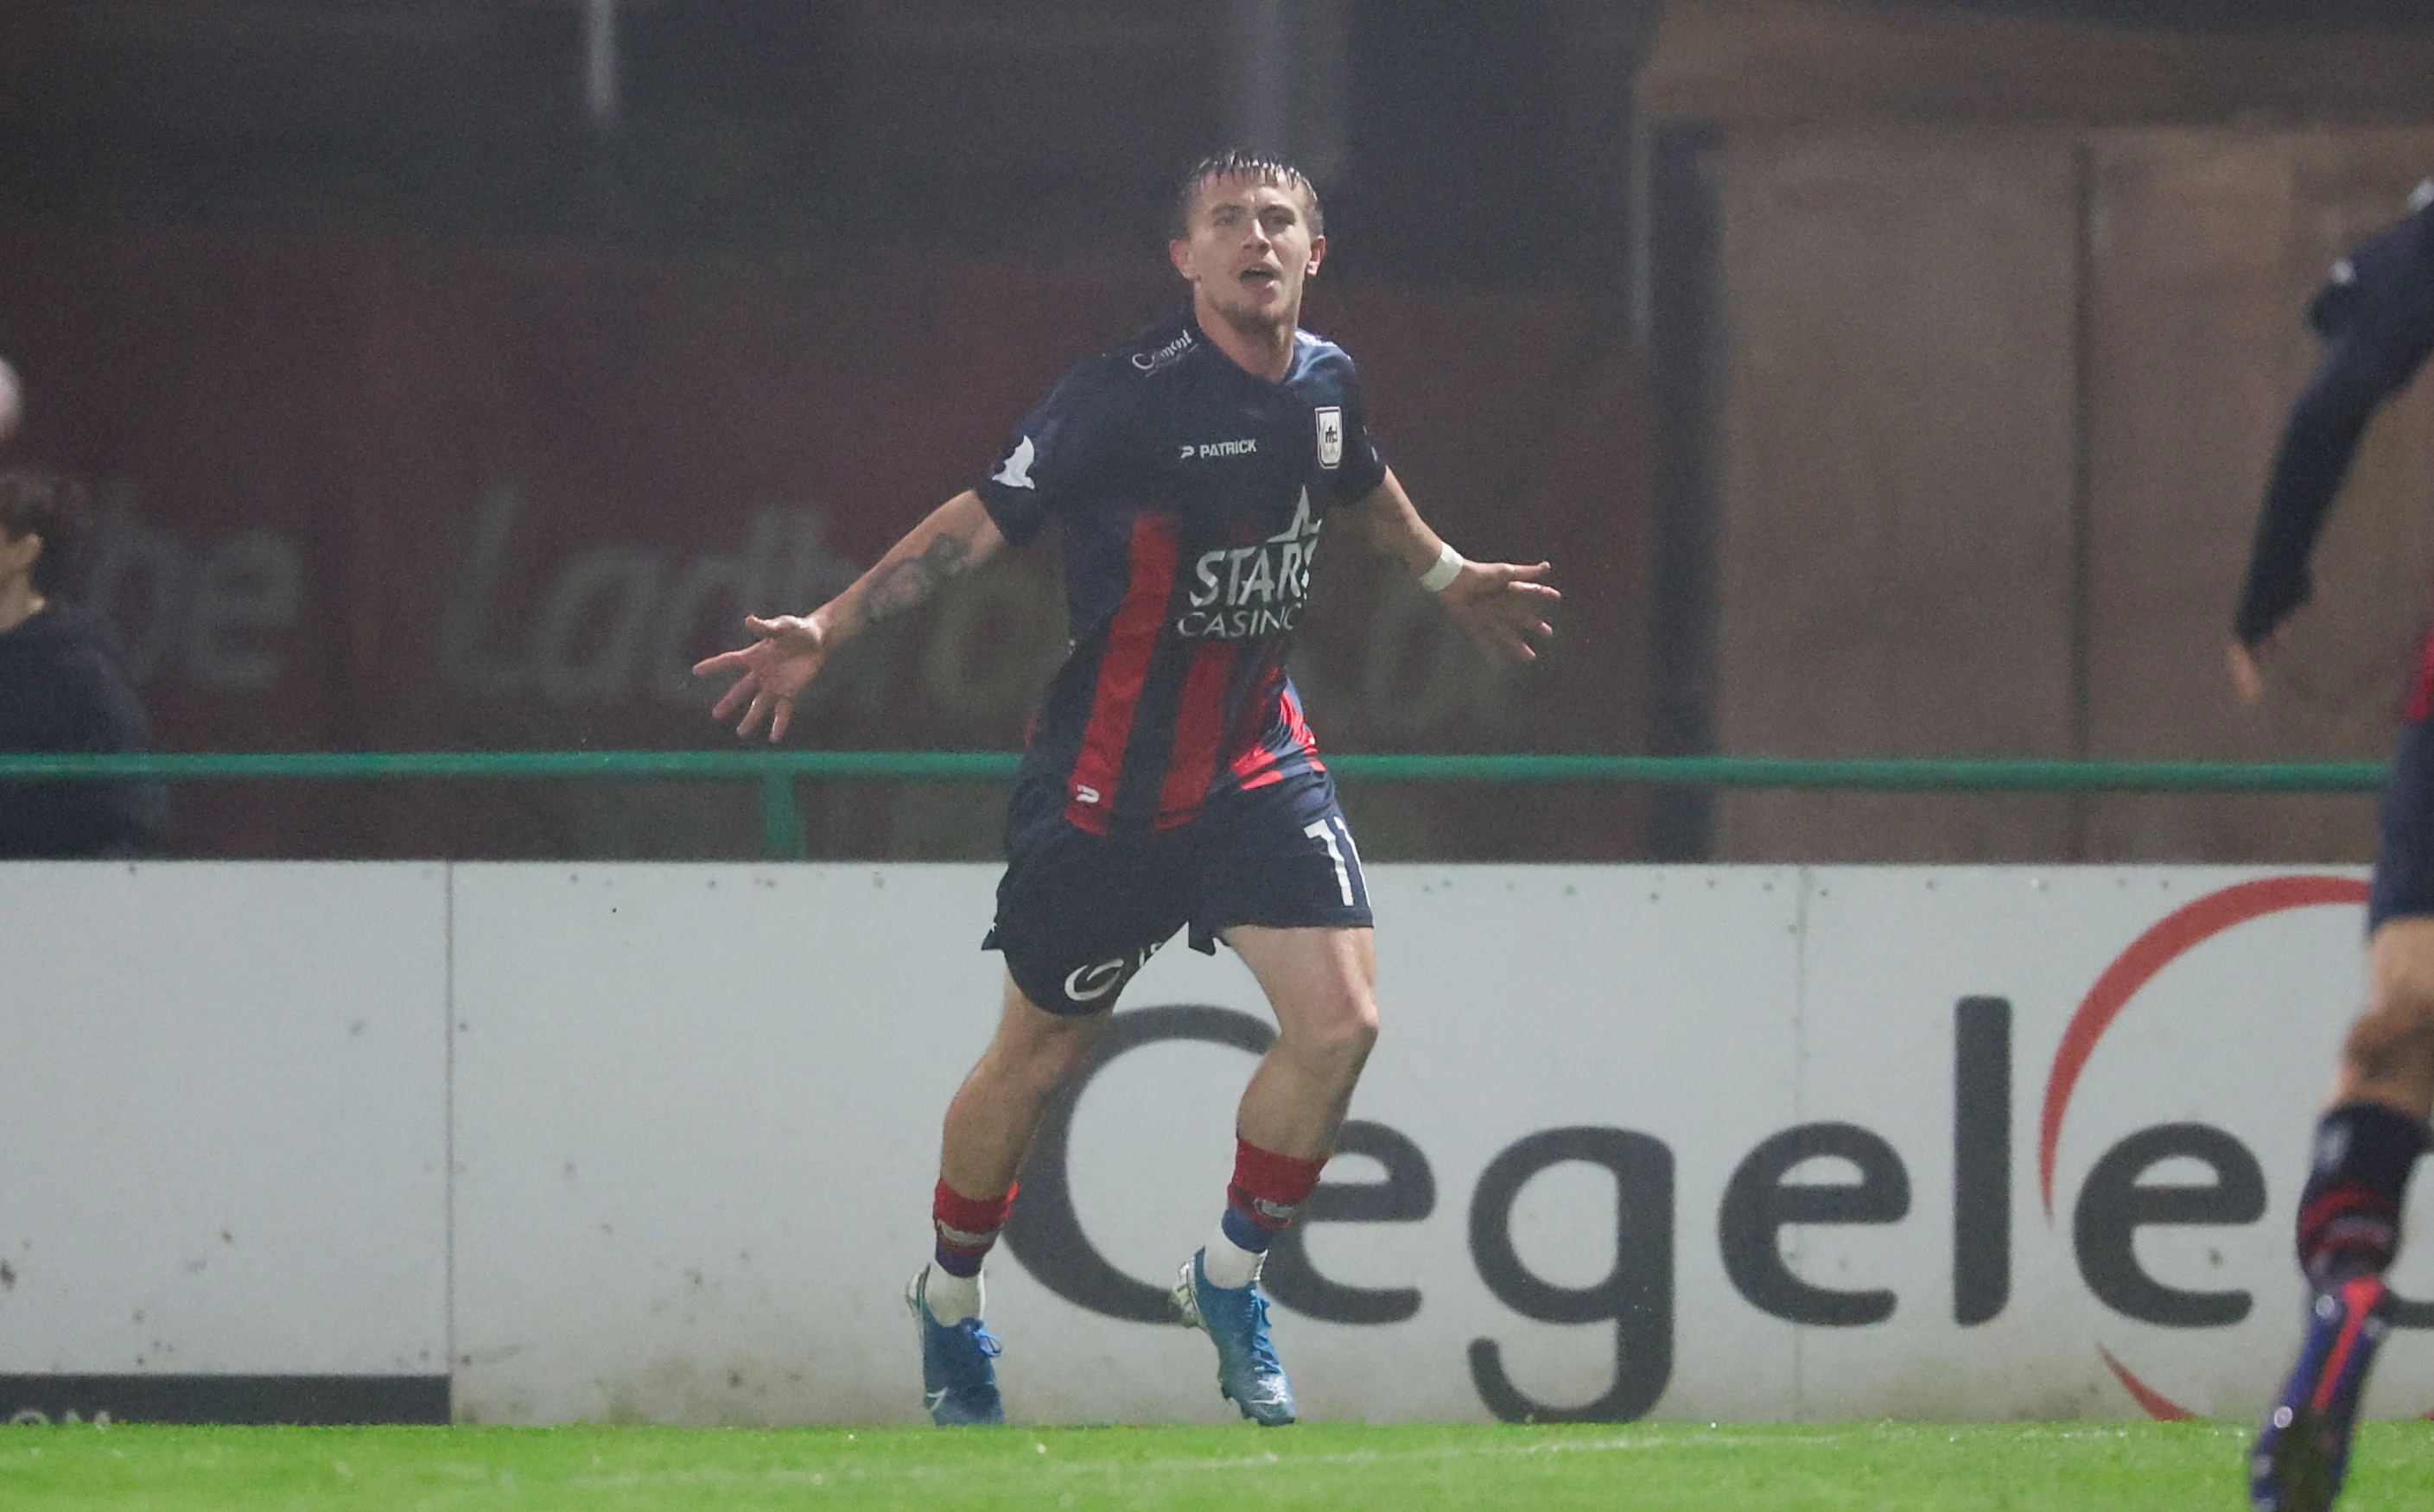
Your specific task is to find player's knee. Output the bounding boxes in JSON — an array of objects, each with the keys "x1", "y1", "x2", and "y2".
[
  {"x1": 988, "y1": 1011, "x2": 1104, "y2": 1094},
  {"x1": 1031, "y1": 1021, "x2": 1106, "y2": 1083},
  {"x1": 1281, "y1": 996, "x2": 1377, "y2": 1068},
  {"x1": 2371, "y1": 957, "x2": 2434, "y2": 1024},
  {"x1": 2345, "y1": 958, "x2": 2434, "y2": 1085},
  {"x1": 2346, "y1": 995, "x2": 2434, "y2": 1083}
]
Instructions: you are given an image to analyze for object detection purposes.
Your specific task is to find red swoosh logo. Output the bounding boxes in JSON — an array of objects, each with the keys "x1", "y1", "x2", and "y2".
[{"x1": 2037, "y1": 874, "x2": 2368, "y2": 1420}]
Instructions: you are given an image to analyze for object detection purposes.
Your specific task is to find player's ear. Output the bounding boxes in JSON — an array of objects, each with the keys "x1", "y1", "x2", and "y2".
[
  {"x1": 1168, "y1": 237, "x2": 1195, "y2": 281},
  {"x1": 1306, "y1": 234, "x2": 1325, "y2": 277}
]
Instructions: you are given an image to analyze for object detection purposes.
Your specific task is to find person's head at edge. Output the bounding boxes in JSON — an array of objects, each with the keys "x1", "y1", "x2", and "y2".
[{"x1": 0, "y1": 467, "x2": 92, "y2": 632}]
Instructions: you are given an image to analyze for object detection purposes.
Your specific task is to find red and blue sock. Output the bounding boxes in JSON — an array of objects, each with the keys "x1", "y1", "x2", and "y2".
[
  {"x1": 2297, "y1": 1102, "x2": 2429, "y2": 1287},
  {"x1": 925, "y1": 1180, "x2": 1014, "y2": 1324},
  {"x1": 1204, "y1": 1139, "x2": 1325, "y2": 1288}
]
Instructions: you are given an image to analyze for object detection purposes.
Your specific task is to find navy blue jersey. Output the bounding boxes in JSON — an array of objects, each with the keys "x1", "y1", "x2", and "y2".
[
  {"x1": 976, "y1": 310, "x2": 1389, "y2": 836},
  {"x1": 2236, "y1": 184, "x2": 2434, "y2": 645}
]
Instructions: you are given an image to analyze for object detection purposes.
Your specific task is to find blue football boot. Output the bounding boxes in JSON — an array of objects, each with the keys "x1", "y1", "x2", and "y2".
[
  {"x1": 2251, "y1": 1274, "x2": 2391, "y2": 1512},
  {"x1": 906, "y1": 1268, "x2": 1006, "y2": 1426},
  {"x1": 1172, "y1": 1249, "x2": 1297, "y2": 1426}
]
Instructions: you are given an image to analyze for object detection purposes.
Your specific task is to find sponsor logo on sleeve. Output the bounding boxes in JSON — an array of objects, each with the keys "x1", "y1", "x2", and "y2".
[
  {"x1": 992, "y1": 435, "x2": 1039, "y2": 490},
  {"x1": 1315, "y1": 407, "x2": 1344, "y2": 470}
]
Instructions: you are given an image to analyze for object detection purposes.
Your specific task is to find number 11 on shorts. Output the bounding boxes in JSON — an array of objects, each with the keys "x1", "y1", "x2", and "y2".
[{"x1": 1304, "y1": 817, "x2": 1361, "y2": 906}]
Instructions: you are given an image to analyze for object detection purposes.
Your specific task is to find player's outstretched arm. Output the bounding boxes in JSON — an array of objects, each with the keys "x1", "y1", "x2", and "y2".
[
  {"x1": 1348, "y1": 469, "x2": 1558, "y2": 664},
  {"x1": 691, "y1": 489, "x2": 1007, "y2": 741}
]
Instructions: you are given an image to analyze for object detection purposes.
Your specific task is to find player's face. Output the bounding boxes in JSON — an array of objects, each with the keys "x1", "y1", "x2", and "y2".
[{"x1": 1169, "y1": 176, "x2": 1324, "y2": 334}]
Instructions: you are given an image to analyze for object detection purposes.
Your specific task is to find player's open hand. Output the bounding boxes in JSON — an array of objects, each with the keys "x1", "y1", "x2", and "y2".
[
  {"x1": 1439, "y1": 561, "x2": 1560, "y2": 664},
  {"x1": 693, "y1": 613, "x2": 832, "y2": 742}
]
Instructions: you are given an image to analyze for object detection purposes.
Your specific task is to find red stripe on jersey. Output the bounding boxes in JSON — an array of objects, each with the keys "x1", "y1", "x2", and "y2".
[
  {"x1": 1230, "y1": 734, "x2": 1286, "y2": 790},
  {"x1": 2409, "y1": 627, "x2": 2434, "y2": 722},
  {"x1": 1066, "y1": 514, "x2": 1178, "y2": 833},
  {"x1": 1281, "y1": 687, "x2": 1325, "y2": 771},
  {"x1": 1157, "y1": 640, "x2": 1239, "y2": 829},
  {"x1": 1229, "y1": 677, "x2": 1323, "y2": 791}
]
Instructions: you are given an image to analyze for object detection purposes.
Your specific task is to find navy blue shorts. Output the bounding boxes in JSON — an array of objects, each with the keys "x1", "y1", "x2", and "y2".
[
  {"x1": 984, "y1": 767, "x2": 1374, "y2": 1015},
  {"x1": 2372, "y1": 706, "x2": 2434, "y2": 929}
]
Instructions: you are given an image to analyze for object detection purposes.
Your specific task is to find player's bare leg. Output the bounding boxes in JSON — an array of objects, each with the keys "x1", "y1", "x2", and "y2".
[
  {"x1": 1172, "y1": 924, "x2": 1379, "y2": 1426},
  {"x1": 2334, "y1": 919, "x2": 2434, "y2": 1115},
  {"x1": 1231, "y1": 925, "x2": 1380, "y2": 1160},
  {"x1": 912, "y1": 977, "x2": 1108, "y2": 1426},
  {"x1": 939, "y1": 979, "x2": 1111, "y2": 1200},
  {"x1": 2253, "y1": 919, "x2": 2434, "y2": 1509}
]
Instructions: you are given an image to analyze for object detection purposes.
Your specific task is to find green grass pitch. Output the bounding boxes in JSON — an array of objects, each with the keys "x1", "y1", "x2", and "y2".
[{"x1": 5, "y1": 1420, "x2": 2434, "y2": 1509}]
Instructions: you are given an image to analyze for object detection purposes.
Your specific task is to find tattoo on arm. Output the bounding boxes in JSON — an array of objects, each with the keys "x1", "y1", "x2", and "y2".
[{"x1": 854, "y1": 530, "x2": 975, "y2": 630}]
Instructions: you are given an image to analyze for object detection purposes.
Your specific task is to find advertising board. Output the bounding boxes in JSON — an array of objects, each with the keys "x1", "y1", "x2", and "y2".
[{"x1": 4, "y1": 861, "x2": 2423, "y2": 1425}]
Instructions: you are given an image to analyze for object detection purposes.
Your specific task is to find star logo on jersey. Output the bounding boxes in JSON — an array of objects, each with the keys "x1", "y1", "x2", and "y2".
[
  {"x1": 1177, "y1": 488, "x2": 1324, "y2": 641},
  {"x1": 992, "y1": 435, "x2": 1038, "y2": 490}
]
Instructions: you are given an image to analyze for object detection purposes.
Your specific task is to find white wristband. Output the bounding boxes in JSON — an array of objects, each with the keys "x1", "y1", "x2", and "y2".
[{"x1": 1417, "y1": 542, "x2": 1465, "y2": 594}]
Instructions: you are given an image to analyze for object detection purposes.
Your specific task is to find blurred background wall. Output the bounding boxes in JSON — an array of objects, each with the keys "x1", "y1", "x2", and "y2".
[
  {"x1": 1643, "y1": 0, "x2": 2434, "y2": 863},
  {"x1": 5, "y1": 1, "x2": 2434, "y2": 865}
]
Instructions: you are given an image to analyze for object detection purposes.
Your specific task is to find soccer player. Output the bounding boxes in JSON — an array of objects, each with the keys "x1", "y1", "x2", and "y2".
[
  {"x1": 695, "y1": 151, "x2": 1558, "y2": 1426},
  {"x1": 2232, "y1": 178, "x2": 2434, "y2": 1512}
]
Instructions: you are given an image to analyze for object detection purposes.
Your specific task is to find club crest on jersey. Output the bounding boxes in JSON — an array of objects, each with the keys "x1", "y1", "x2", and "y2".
[
  {"x1": 992, "y1": 435, "x2": 1038, "y2": 490},
  {"x1": 1315, "y1": 407, "x2": 1344, "y2": 470}
]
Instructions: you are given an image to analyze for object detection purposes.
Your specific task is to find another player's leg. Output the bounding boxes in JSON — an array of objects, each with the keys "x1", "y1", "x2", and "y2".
[
  {"x1": 911, "y1": 976, "x2": 1109, "y2": 1426},
  {"x1": 2252, "y1": 918, "x2": 2434, "y2": 1511},
  {"x1": 1173, "y1": 923, "x2": 1377, "y2": 1426}
]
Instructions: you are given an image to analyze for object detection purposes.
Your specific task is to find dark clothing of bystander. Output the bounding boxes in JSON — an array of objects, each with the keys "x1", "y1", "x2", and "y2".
[
  {"x1": 2234, "y1": 188, "x2": 2434, "y2": 646},
  {"x1": 0, "y1": 600, "x2": 163, "y2": 856}
]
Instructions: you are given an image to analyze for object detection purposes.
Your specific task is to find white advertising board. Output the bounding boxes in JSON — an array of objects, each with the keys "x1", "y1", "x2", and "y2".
[
  {"x1": 0, "y1": 862, "x2": 448, "y2": 1421},
  {"x1": 5, "y1": 860, "x2": 2427, "y2": 1426}
]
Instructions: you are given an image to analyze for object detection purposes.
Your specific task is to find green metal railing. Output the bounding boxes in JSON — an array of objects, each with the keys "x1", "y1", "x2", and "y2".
[{"x1": 0, "y1": 751, "x2": 2389, "y2": 861}]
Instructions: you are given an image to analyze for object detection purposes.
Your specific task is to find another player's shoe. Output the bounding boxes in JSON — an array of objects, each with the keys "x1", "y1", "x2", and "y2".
[
  {"x1": 2251, "y1": 1274, "x2": 2392, "y2": 1512},
  {"x1": 906, "y1": 1268, "x2": 1006, "y2": 1426},
  {"x1": 1172, "y1": 1249, "x2": 1296, "y2": 1426}
]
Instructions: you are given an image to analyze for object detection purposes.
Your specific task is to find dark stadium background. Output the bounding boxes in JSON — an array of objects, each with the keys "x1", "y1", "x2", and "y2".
[{"x1": 3, "y1": 0, "x2": 2431, "y2": 864}]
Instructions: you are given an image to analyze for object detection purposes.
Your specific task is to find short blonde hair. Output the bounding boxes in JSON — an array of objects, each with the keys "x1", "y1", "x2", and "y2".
[{"x1": 1173, "y1": 150, "x2": 1323, "y2": 239}]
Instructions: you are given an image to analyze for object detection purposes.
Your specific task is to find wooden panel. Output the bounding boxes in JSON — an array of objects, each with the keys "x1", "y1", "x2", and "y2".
[
  {"x1": 1710, "y1": 132, "x2": 2080, "y2": 861},
  {"x1": 2081, "y1": 127, "x2": 2434, "y2": 861},
  {"x1": 1643, "y1": 0, "x2": 2434, "y2": 127}
]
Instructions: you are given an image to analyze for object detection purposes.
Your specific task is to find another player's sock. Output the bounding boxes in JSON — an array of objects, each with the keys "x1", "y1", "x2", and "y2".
[
  {"x1": 1202, "y1": 1139, "x2": 1325, "y2": 1291},
  {"x1": 929, "y1": 1179, "x2": 1016, "y2": 1323},
  {"x1": 2297, "y1": 1102, "x2": 2430, "y2": 1287}
]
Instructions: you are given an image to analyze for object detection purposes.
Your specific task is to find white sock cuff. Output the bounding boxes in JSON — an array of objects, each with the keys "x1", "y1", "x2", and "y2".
[
  {"x1": 923, "y1": 1263, "x2": 983, "y2": 1325},
  {"x1": 1199, "y1": 1223, "x2": 1266, "y2": 1290}
]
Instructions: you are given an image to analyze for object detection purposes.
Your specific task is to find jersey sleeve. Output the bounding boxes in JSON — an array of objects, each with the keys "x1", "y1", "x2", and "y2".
[
  {"x1": 976, "y1": 359, "x2": 1130, "y2": 549},
  {"x1": 1335, "y1": 364, "x2": 1389, "y2": 504},
  {"x1": 2234, "y1": 226, "x2": 2434, "y2": 645}
]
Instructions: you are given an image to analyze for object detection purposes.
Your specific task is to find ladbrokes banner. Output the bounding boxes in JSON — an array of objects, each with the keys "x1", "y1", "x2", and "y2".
[
  {"x1": 0, "y1": 216, "x2": 1651, "y2": 861},
  {"x1": 2, "y1": 861, "x2": 2424, "y2": 1426}
]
